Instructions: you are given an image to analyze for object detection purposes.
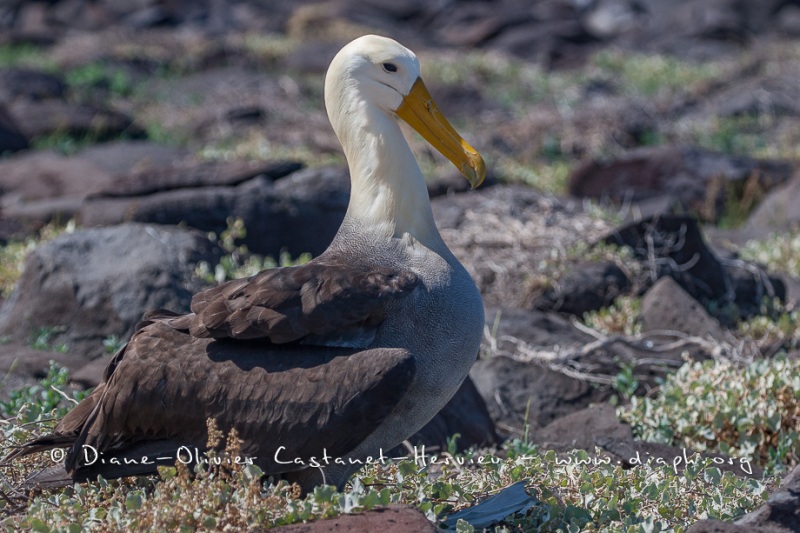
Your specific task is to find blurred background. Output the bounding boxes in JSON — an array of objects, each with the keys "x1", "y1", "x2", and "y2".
[{"x1": 1, "y1": 0, "x2": 799, "y2": 232}]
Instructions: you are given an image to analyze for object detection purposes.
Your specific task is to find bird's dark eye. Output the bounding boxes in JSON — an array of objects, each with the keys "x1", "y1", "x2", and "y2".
[{"x1": 382, "y1": 62, "x2": 398, "y2": 73}]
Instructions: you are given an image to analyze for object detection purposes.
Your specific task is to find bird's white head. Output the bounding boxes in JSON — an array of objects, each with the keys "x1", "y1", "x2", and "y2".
[
  {"x1": 325, "y1": 34, "x2": 420, "y2": 116},
  {"x1": 325, "y1": 35, "x2": 485, "y2": 190},
  {"x1": 324, "y1": 35, "x2": 485, "y2": 249}
]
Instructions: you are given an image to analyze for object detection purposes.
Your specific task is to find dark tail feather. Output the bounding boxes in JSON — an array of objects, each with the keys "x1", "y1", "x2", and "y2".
[
  {"x1": 19, "y1": 440, "x2": 189, "y2": 491},
  {"x1": 21, "y1": 464, "x2": 74, "y2": 491},
  {"x1": 2, "y1": 434, "x2": 75, "y2": 464}
]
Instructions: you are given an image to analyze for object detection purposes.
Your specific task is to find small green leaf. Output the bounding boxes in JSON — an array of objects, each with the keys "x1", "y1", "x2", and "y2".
[{"x1": 704, "y1": 467, "x2": 722, "y2": 484}]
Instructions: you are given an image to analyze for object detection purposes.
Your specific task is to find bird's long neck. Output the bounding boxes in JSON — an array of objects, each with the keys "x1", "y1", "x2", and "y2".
[{"x1": 332, "y1": 95, "x2": 447, "y2": 253}]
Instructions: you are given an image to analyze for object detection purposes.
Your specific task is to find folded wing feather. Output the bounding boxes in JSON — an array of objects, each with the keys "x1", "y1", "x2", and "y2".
[
  {"x1": 6, "y1": 257, "x2": 422, "y2": 487},
  {"x1": 166, "y1": 258, "x2": 421, "y2": 346}
]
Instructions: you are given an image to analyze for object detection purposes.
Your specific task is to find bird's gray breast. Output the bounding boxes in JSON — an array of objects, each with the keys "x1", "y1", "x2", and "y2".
[
  {"x1": 329, "y1": 227, "x2": 484, "y2": 395},
  {"x1": 378, "y1": 245, "x2": 484, "y2": 399}
]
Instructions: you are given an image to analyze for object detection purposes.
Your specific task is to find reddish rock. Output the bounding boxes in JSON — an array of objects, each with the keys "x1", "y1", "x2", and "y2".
[
  {"x1": 569, "y1": 146, "x2": 795, "y2": 223},
  {"x1": 0, "y1": 151, "x2": 114, "y2": 237},
  {"x1": 0, "y1": 343, "x2": 86, "y2": 381},
  {"x1": 0, "y1": 343, "x2": 88, "y2": 402},
  {"x1": 0, "y1": 152, "x2": 114, "y2": 239},
  {"x1": 640, "y1": 277, "x2": 730, "y2": 340},
  {"x1": 745, "y1": 171, "x2": 800, "y2": 234},
  {"x1": 0, "y1": 151, "x2": 113, "y2": 202},
  {"x1": 533, "y1": 404, "x2": 633, "y2": 451},
  {"x1": 8, "y1": 99, "x2": 143, "y2": 141},
  {"x1": 70, "y1": 356, "x2": 112, "y2": 388}
]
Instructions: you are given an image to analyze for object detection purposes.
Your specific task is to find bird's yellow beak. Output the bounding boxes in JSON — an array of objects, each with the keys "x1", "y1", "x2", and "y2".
[{"x1": 396, "y1": 78, "x2": 486, "y2": 189}]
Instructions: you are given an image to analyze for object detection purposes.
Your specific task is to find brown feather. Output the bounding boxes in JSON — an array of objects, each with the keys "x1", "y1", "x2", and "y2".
[
  {"x1": 174, "y1": 258, "x2": 419, "y2": 346},
  {"x1": 13, "y1": 322, "x2": 415, "y2": 485}
]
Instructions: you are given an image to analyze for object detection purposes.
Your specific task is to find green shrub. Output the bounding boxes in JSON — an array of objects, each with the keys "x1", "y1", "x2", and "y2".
[
  {"x1": 738, "y1": 309, "x2": 800, "y2": 352},
  {"x1": 621, "y1": 356, "x2": 800, "y2": 473},
  {"x1": 0, "y1": 362, "x2": 87, "y2": 424},
  {"x1": 194, "y1": 217, "x2": 312, "y2": 283},
  {"x1": 739, "y1": 231, "x2": 800, "y2": 278},
  {"x1": 0, "y1": 361, "x2": 777, "y2": 531},
  {"x1": 66, "y1": 62, "x2": 134, "y2": 97},
  {"x1": 583, "y1": 296, "x2": 642, "y2": 336}
]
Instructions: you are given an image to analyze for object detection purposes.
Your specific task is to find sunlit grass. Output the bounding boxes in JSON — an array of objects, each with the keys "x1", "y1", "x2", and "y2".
[
  {"x1": 0, "y1": 43, "x2": 56, "y2": 70},
  {"x1": 583, "y1": 296, "x2": 643, "y2": 336},
  {"x1": 421, "y1": 50, "x2": 583, "y2": 112},
  {"x1": 197, "y1": 129, "x2": 345, "y2": 167},
  {"x1": 738, "y1": 310, "x2": 800, "y2": 352},
  {"x1": 495, "y1": 158, "x2": 571, "y2": 195},
  {"x1": 0, "y1": 221, "x2": 75, "y2": 297},
  {"x1": 65, "y1": 62, "x2": 135, "y2": 97},
  {"x1": 590, "y1": 50, "x2": 726, "y2": 100},
  {"x1": 236, "y1": 32, "x2": 299, "y2": 65},
  {"x1": 739, "y1": 230, "x2": 800, "y2": 277},
  {"x1": 677, "y1": 115, "x2": 800, "y2": 160}
]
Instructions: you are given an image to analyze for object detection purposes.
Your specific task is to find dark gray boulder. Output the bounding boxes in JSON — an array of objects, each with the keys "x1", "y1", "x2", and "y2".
[
  {"x1": 0, "y1": 67, "x2": 65, "y2": 102},
  {"x1": 79, "y1": 165, "x2": 346, "y2": 258},
  {"x1": 605, "y1": 215, "x2": 732, "y2": 302},
  {"x1": 605, "y1": 214, "x2": 788, "y2": 321},
  {"x1": 9, "y1": 99, "x2": 144, "y2": 141},
  {"x1": 0, "y1": 223, "x2": 219, "y2": 360},
  {"x1": 470, "y1": 355, "x2": 611, "y2": 434},
  {"x1": 77, "y1": 140, "x2": 190, "y2": 177},
  {"x1": 734, "y1": 464, "x2": 800, "y2": 531},
  {"x1": 0, "y1": 103, "x2": 28, "y2": 154},
  {"x1": 470, "y1": 308, "x2": 605, "y2": 436},
  {"x1": 532, "y1": 260, "x2": 630, "y2": 316}
]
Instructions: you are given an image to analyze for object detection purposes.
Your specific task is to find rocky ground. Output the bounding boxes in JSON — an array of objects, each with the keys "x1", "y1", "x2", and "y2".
[{"x1": 1, "y1": 0, "x2": 800, "y2": 531}]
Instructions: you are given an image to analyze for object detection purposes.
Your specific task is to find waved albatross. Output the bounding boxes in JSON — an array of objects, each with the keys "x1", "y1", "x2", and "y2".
[{"x1": 8, "y1": 34, "x2": 486, "y2": 492}]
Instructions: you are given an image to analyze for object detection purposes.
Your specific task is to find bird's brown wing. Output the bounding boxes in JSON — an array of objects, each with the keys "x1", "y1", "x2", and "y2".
[
  {"x1": 8, "y1": 258, "x2": 421, "y2": 485},
  {"x1": 11, "y1": 321, "x2": 415, "y2": 484},
  {"x1": 163, "y1": 259, "x2": 421, "y2": 347}
]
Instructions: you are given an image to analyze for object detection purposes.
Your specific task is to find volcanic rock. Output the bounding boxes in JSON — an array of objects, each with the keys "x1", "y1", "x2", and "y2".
[
  {"x1": 0, "y1": 223, "x2": 219, "y2": 360},
  {"x1": 569, "y1": 146, "x2": 795, "y2": 223}
]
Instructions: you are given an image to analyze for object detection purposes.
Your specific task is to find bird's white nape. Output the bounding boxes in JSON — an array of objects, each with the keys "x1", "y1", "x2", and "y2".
[{"x1": 324, "y1": 34, "x2": 484, "y2": 249}]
